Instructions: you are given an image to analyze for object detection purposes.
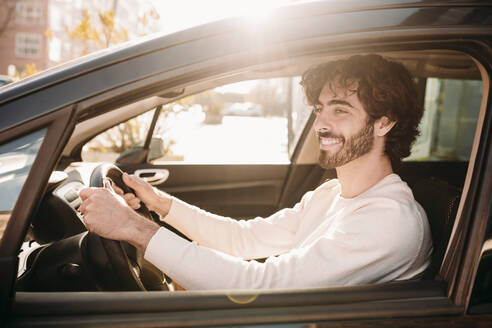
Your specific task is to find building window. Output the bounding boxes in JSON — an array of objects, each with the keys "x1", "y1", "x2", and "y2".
[
  {"x1": 15, "y1": 33, "x2": 42, "y2": 58},
  {"x1": 48, "y1": 4, "x2": 62, "y2": 31},
  {"x1": 16, "y1": 2, "x2": 43, "y2": 26},
  {"x1": 49, "y1": 37, "x2": 61, "y2": 62}
]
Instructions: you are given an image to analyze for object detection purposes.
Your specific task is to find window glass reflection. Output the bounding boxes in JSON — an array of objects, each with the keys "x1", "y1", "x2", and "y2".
[{"x1": 0, "y1": 129, "x2": 46, "y2": 239}]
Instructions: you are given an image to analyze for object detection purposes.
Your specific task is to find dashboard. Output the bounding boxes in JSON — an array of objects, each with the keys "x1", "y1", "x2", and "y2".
[{"x1": 17, "y1": 163, "x2": 169, "y2": 292}]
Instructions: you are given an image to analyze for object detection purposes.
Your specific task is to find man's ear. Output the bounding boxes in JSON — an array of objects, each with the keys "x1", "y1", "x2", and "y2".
[{"x1": 374, "y1": 116, "x2": 396, "y2": 137}]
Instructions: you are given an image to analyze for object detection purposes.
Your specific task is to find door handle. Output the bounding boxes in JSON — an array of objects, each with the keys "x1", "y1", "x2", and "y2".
[{"x1": 134, "y1": 169, "x2": 169, "y2": 185}]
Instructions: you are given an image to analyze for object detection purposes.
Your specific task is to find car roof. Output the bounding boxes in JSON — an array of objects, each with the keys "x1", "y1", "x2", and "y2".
[{"x1": 0, "y1": 0, "x2": 487, "y2": 101}]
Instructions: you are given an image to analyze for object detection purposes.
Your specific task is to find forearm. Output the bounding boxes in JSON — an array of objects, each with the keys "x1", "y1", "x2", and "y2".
[
  {"x1": 79, "y1": 186, "x2": 161, "y2": 253},
  {"x1": 147, "y1": 188, "x2": 173, "y2": 217},
  {"x1": 144, "y1": 227, "x2": 320, "y2": 290},
  {"x1": 124, "y1": 211, "x2": 160, "y2": 252},
  {"x1": 144, "y1": 220, "x2": 412, "y2": 290},
  {"x1": 162, "y1": 198, "x2": 297, "y2": 259}
]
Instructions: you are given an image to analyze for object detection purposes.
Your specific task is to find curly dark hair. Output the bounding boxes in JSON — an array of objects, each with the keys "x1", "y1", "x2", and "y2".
[{"x1": 300, "y1": 54, "x2": 423, "y2": 166}]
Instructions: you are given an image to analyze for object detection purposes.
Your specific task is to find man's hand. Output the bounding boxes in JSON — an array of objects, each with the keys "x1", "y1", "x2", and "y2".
[
  {"x1": 112, "y1": 173, "x2": 172, "y2": 217},
  {"x1": 79, "y1": 182, "x2": 159, "y2": 252}
]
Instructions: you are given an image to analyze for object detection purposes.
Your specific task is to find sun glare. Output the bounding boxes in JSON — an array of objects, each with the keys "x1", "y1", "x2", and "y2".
[
  {"x1": 237, "y1": 0, "x2": 289, "y2": 21},
  {"x1": 151, "y1": 0, "x2": 295, "y2": 33}
]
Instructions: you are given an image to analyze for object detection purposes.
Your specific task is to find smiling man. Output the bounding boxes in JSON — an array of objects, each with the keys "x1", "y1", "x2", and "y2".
[{"x1": 79, "y1": 54, "x2": 432, "y2": 290}]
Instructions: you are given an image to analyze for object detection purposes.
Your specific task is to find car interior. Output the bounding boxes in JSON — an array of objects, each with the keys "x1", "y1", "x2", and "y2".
[{"x1": 9, "y1": 48, "x2": 485, "y2": 296}]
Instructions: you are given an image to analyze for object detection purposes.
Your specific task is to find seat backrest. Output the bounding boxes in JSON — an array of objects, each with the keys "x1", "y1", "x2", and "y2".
[{"x1": 412, "y1": 177, "x2": 461, "y2": 279}]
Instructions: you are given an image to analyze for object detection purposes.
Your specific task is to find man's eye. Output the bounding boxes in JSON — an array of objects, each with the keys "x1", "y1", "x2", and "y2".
[
  {"x1": 335, "y1": 108, "x2": 347, "y2": 114},
  {"x1": 313, "y1": 106, "x2": 322, "y2": 114}
]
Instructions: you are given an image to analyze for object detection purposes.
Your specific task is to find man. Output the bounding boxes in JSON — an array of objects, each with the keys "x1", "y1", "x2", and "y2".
[{"x1": 79, "y1": 54, "x2": 432, "y2": 290}]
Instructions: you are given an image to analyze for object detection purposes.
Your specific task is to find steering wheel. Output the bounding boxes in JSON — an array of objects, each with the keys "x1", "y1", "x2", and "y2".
[{"x1": 86, "y1": 163, "x2": 166, "y2": 291}]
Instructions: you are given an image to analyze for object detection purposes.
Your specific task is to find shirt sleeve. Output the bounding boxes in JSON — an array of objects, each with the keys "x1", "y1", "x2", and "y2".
[
  {"x1": 160, "y1": 191, "x2": 314, "y2": 260},
  {"x1": 145, "y1": 201, "x2": 428, "y2": 290}
]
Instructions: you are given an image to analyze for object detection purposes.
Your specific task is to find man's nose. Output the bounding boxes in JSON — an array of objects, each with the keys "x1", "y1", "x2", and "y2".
[{"x1": 313, "y1": 108, "x2": 333, "y2": 133}]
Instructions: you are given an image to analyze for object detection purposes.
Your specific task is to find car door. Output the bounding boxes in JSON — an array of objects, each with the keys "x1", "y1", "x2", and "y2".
[{"x1": 3, "y1": 2, "x2": 492, "y2": 327}]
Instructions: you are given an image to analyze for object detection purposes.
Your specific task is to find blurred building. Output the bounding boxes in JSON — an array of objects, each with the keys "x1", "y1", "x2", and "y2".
[
  {"x1": 0, "y1": 0, "x2": 50, "y2": 76},
  {"x1": 0, "y1": 0, "x2": 159, "y2": 77}
]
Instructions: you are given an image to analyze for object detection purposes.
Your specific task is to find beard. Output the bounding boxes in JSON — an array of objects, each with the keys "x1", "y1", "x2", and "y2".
[{"x1": 318, "y1": 120, "x2": 374, "y2": 169}]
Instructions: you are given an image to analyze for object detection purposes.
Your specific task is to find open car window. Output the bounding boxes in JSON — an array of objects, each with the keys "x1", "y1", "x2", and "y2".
[
  {"x1": 81, "y1": 109, "x2": 156, "y2": 163},
  {"x1": 407, "y1": 78, "x2": 482, "y2": 162},
  {"x1": 81, "y1": 77, "x2": 311, "y2": 164}
]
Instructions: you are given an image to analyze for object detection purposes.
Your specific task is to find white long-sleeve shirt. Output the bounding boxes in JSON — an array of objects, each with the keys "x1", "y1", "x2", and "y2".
[{"x1": 144, "y1": 174, "x2": 432, "y2": 290}]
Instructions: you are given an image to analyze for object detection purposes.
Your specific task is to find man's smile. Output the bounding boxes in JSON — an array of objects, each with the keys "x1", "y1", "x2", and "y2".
[
  {"x1": 318, "y1": 135, "x2": 344, "y2": 151},
  {"x1": 320, "y1": 137, "x2": 342, "y2": 145}
]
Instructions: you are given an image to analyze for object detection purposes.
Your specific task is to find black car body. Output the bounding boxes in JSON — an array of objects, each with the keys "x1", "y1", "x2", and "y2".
[{"x1": 0, "y1": 1, "x2": 491, "y2": 326}]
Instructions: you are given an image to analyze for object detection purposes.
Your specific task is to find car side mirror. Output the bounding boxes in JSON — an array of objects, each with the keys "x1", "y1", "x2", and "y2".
[
  {"x1": 115, "y1": 148, "x2": 148, "y2": 164},
  {"x1": 148, "y1": 137, "x2": 166, "y2": 161}
]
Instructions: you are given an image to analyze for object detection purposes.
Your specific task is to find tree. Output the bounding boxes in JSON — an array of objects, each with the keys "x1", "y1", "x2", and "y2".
[
  {"x1": 9, "y1": 63, "x2": 39, "y2": 80},
  {"x1": 70, "y1": 5, "x2": 177, "y2": 161},
  {"x1": 67, "y1": 6, "x2": 159, "y2": 55},
  {"x1": 68, "y1": 9, "x2": 129, "y2": 55},
  {"x1": 248, "y1": 78, "x2": 289, "y2": 117}
]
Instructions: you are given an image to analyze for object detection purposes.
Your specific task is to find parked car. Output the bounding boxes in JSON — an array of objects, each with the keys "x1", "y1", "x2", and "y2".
[
  {"x1": 223, "y1": 102, "x2": 264, "y2": 117},
  {"x1": 1, "y1": 1, "x2": 491, "y2": 326},
  {"x1": 0, "y1": 75, "x2": 14, "y2": 88}
]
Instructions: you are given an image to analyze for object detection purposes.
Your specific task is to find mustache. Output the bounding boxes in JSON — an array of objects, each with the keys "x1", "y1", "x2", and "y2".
[{"x1": 317, "y1": 131, "x2": 345, "y2": 141}]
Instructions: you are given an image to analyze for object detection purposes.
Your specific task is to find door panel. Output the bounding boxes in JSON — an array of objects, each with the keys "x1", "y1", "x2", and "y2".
[
  {"x1": 118, "y1": 163, "x2": 289, "y2": 219},
  {"x1": 11, "y1": 280, "x2": 462, "y2": 327}
]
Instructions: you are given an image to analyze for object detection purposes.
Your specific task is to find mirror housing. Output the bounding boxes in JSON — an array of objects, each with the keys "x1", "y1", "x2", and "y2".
[
  {"x1": 148, "y1": 137, "x2": 166, "y2": 161},
  {"x1": 116, "y1": 148, "x2": 148, "y2": 164}
]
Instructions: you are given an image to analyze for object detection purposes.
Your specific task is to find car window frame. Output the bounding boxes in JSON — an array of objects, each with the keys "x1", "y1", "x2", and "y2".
[
  {"x1": 0, "y1": 106, "x2": 76, "y2": 318},
  {"x1": 79, "y1": 44, "x2": 486, "y2": 293},
  {"x1": 440, "y1": 57, "x2": 492, "y2": 308},
  {"x1": 81, "y1": 42, "x2": 489, "y2": 293}
]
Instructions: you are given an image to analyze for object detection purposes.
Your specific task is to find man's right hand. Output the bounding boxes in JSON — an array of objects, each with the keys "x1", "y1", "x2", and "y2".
[
  {"x1": 79, "y1": 184, "x2": 159, "y2": 252},
  {"x1": 113, "y1": 172, "x2": 172, "y2": 217}
]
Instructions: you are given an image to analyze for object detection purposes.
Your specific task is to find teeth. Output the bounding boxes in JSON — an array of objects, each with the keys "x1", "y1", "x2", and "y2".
[{"x1": 320, "y1": 138, "x2": 341, "y2": 145}]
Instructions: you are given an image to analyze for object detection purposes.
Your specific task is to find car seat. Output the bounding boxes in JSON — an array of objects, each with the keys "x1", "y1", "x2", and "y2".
[{"x1": 412, "y1": 177, "x2": 462, "y2": 280}]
